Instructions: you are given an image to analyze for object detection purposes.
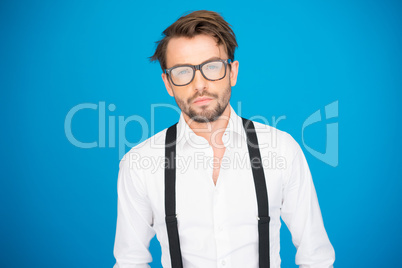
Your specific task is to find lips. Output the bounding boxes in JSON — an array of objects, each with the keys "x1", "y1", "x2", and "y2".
[{"x1": 193, "y1": 97, "x2": 213, "y2": 105}]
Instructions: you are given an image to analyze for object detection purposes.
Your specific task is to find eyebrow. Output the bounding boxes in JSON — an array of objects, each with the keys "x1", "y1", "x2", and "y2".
[{"x1": 169, "y1": 56, "x2": 223, "y2": 69}]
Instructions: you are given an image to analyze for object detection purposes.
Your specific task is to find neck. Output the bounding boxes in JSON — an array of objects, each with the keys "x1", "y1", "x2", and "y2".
[{"x1": 182, "y1": 105, "x2": 231, "y2": 147}]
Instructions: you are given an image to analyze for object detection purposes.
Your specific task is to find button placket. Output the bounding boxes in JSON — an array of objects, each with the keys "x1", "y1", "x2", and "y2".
[
  {"x1": 218, "y1": 225, "x2": 223, "y2": 232},
  {"x1": 213, "y1": 187, "x2": 225, "y2": 263},
  {"x1": 194, "y1": 145, "x2": 214, "y2": 182},
  {"x1": 218, "y1": 184, "x2": 231, "y2": 264},
  {"x1": 218, "y1": 257, "x2": 232, "y2": 268}
]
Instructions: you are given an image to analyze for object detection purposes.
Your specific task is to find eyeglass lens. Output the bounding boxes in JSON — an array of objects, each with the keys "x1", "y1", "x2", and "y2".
[{"x1": 170, "y1": 60, "x2": 225, "y2": 86}]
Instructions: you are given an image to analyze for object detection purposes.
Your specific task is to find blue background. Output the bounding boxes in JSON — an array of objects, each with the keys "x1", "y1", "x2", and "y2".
[{"x1": 1, "y1": 0, "x2": 401, "y2": 267}]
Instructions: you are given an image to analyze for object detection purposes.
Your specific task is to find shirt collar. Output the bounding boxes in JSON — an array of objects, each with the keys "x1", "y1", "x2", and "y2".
[{"x1": 176, "y1": 104, "x2": 247, "y2": 151}]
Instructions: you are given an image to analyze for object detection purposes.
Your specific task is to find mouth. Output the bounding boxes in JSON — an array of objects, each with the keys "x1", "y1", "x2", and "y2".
[{"x1": 193, "y1": 97, "x2": 213, "y2": 106}]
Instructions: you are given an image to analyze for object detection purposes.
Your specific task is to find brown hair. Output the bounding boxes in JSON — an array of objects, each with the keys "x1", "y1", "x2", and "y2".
[{"x1": 150, "y1": 10, "x2": 238, "y2": 71}]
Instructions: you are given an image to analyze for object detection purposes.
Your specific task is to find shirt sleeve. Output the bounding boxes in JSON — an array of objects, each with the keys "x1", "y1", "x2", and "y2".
[
  {"x1": 280, "y1": 138, "x2": 335, "y2": 268},
  {"x1": 113, "y1": 155, "x2": 156, "y2": 268}
]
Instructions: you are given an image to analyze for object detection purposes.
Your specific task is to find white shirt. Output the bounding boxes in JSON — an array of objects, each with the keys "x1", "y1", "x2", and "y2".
[{"x1": 113, "y1": 105, "x2": 335, "y2": 268}]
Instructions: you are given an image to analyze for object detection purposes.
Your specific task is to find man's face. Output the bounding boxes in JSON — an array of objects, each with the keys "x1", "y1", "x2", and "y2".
[{"x1": 162, "y1": 34, "x2": 239, "y2": 123}]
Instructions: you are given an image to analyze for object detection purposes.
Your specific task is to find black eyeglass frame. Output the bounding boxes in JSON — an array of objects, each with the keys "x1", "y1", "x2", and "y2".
[{"x1": 164, "y1": 59, "x2": 232, "y2": 86}]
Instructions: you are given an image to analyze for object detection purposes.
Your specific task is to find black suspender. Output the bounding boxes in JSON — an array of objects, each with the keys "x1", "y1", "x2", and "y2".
[
  {"x1": 242, "y1": 117, "x2": 271, "y2": 268},
  {"x1": 165, "y1": 123, "x2": 183, "y2": 268},
  {"x1": 164, "y1": 118, "x2": 270, "y2": 268}
]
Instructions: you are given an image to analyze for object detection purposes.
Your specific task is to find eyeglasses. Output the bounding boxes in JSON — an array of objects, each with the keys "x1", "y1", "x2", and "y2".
[{"x1": 164, "y1": 59, "x2": 231, "y2": 86}]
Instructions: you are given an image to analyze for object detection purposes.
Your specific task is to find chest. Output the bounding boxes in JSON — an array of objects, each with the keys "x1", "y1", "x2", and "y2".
[
  {"x1": 212, "y1": 146, "x2": 226, "y2": 184},
  {"x1": 147, "y1": 146, "x2": 284, "y2": 231}
]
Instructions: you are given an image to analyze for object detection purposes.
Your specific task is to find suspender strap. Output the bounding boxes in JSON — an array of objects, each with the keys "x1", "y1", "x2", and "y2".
[
  {"x1": 165, "y1": 123, "x2": 183, "y2": 268},
  {"x1": 164, "y1": 119, "x2": 270, "y2": 268},
  {"x1": 242, "y1": 117, "x2": 271, "y2": 268}
]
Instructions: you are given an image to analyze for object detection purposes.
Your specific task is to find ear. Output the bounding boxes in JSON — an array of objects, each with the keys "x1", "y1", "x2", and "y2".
[
  {"x1": 162, "y1": 73, "x2": 174, "y2": 97},
  {"x1": 229, "y1": 60, "x2": 239, "y2": 87}
]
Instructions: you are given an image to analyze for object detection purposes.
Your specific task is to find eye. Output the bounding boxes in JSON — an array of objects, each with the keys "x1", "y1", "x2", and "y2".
[
  {"x1": 173, "y1": 67, "x2": 191, "y2": 77},
  {"x1": 204, "y1": 61, "x2": 223, "y2": 72},
  {"x1": 178, "y1": 69, "x2": 189, "y2": 75},
  {"x1": 205, "y1": 64, "x2": 218, "y2": 70}
]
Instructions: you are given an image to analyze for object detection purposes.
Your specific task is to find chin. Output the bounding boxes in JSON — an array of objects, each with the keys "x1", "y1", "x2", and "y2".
[{"x1": 191, "y1": 107, "x2": 226, "y2": 123}]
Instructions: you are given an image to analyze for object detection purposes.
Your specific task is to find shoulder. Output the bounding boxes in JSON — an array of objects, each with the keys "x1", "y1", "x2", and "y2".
[
  {"x1": 251, "y1": 120, "x2": 302, "y2": 159},
  {"x1": 251, "y1": 120, "x2": 306, "y2": 183},
  {"x1": 119, "y1": 126, "x2": 171, "y2": 170}
]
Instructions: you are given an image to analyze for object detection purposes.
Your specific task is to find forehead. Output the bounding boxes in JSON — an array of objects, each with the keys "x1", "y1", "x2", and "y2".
[{"x1": 165, "y1": 34, "x2": 228, "y2": 68}]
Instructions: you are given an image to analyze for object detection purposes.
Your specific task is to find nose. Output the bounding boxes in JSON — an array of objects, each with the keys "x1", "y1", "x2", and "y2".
[{"x1": 192, "y1": 69, "x2": 207, "y2": 93}]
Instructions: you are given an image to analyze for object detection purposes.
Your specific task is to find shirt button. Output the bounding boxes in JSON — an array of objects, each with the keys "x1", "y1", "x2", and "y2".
[
  {"x1": 221, "y1": 259, "x2": 226, "y2": 266},
  {"x1": 218, "y1": 226, "x2": 223, "y2": 232},
  {"x1": 222, "y1": 133, "x2": 229, "y2": 143}
]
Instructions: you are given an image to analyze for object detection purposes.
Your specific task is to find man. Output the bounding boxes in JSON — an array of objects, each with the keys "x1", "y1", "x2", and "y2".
[{"x1": 113, "y1": 10, "x2": 335, "y2": 268}]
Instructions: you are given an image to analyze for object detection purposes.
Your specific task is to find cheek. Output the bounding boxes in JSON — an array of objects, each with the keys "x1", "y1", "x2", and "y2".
[
  {"x1": 213, "y1": 79, "x2": 231, "y2": 94},
  {"x1": 173, "y1": 89, "x2": 192, "y2": 103}
]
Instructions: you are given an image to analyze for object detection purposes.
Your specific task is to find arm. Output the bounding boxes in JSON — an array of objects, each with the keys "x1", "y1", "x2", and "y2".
[
  {"x1": 113, "y1": 156, "x2": 156, "y2": 268},
  {"x1": 281, "y1": 141, "x2": 335, "y2": 268}
]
